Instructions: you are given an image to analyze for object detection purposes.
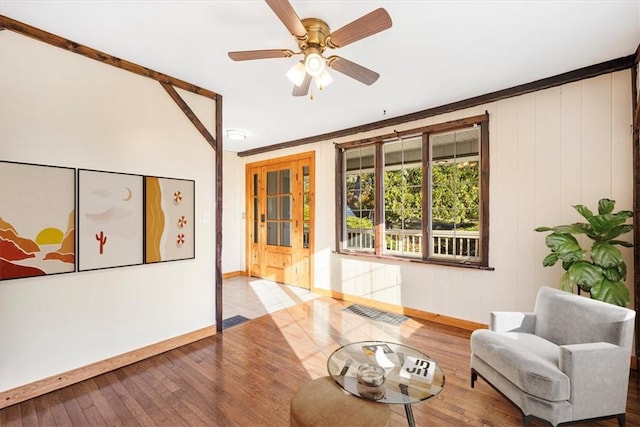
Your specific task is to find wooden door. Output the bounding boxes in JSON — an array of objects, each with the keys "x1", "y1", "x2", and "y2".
[{"x1": 246, "y1": 152, "x2": 314, "y2": 289}]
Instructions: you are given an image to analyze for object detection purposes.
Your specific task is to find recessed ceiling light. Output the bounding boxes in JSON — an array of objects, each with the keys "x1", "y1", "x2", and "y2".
[{"x1": 226, "y1": 129, "x2": 247, "y2": 140}]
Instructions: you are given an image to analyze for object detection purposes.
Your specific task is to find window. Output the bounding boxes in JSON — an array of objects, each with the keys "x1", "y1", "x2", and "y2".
[
  {"x1": 384, "y1": 136, "x2": 423, "y2": 257},
  {"x1": 338, "y1": 114, "x2": 489, "y2": 268},
  {"x1": 344, "y1": 146, "x2": 375, "y2": 252}
]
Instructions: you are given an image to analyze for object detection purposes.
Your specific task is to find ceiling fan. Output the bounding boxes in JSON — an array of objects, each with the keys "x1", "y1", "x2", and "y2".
[{"x1": 228, "y1": 0, "x2": 392, "y2": 97}]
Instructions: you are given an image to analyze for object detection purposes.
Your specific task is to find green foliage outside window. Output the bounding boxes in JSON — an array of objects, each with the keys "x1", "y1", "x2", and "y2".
[
  {"x1": 346, "y1": 162, "x2": 480, "y2": 231},
  {"x1": 345, "y1": 172, "x2": 375, "y2": 229},
  {"x1": 346, "y1": 216, "x2": 374, "y2": 230},
  {"x1": 431, "y1": 161, "x2": 479, "y2": 230},
  {"x1": 384, "y1": 168, "x2": 422, "y2": 229}
]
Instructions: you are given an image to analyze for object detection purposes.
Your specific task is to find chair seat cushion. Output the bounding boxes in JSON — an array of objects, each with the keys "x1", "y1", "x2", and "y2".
[{"x1": 471, "y1": 329, "x2": 569, "y2": 401}]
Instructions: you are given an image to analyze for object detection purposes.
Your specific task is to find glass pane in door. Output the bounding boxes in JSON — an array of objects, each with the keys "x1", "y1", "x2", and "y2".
[
  {"x1": 267, "y1": 171, "x2": 278, "y2": 195},
  {"x1": 265, "y1": 167, "x2": 292, "y2": 247},
  {"x1": 267, "y1": 222, "x2": 278, "y2": 245}
]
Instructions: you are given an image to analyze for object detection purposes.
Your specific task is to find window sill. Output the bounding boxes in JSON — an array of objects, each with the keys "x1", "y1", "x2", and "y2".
[{"x1": 334, "y1": 249, "x2": 495, "y2": 271}]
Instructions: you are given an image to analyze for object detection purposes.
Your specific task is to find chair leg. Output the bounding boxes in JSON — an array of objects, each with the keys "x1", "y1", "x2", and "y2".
[
  {"x1": 523, "y1": 415, "x2": 533, "y2": 427},
  {"x1": 616, "y1": 413, "x2": 625, "y2": 427},
  {"x1": 470, "y1": 369, "x2": 477, "y2": 388}
]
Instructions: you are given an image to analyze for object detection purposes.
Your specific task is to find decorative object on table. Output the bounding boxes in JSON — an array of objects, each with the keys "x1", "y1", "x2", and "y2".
[
  {"x1": 374, "y1": 346, "x2": 396, "y2": 370},
  {"x1": 145, "y1": 176, "x2": 195, "y2": 263},
  {"x1": 400, "y1": 356, "x2": 437, "y2": 383},
  {"x1": 0, "y1": 161, "x2": 76, "y2": 280},
  {"x1": 535, "y1": 198, "x2": 633, "y2": 306},
  {"x1": 357, "y1": 363, "x2": 386, "y2": 387},
  {"x1": 356, "y1": 363, "x2": 386, "y2": 400},
  {"x1": 78, "y1": 169, "x2": 143, "y2": 271}
]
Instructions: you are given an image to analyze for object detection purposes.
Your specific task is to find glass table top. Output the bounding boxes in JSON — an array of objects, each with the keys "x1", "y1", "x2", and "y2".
[{"x1": 327, "y1": 340, "x2": 445, "y2": 405}]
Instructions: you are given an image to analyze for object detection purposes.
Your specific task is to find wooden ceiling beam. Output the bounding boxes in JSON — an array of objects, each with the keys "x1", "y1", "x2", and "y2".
[{"x1": 160, "y1": 82, "x2": 216, "y2": 150}]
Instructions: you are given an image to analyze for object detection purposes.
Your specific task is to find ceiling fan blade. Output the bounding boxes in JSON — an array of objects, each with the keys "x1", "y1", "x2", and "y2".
[
  {"x1": 327, "y1": 56, "x2": 379, "y2": 85},
  {"x1": 328, "y1": 8, "x2": 392, "y2": 48},
  {"x1": 292, "y1": 73, "x2": 312, "y2": 96},
  {"x1": 265, "y1": 0, "x2": 306, "y2": 38},
  {"x1": 228, "y1": 49, "x2": 294, "y2": 61}
]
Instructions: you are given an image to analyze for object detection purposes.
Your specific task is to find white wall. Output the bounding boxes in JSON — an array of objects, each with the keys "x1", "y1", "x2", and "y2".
[
  {"x1": 221, "y1": 151, "x2": 245, "y2": 273},
  {"x1": 231, "y1": 70, "x2": 635, "y2": 324},
  {"x1": 0, "y1": 31, "x2": 217, "y2": 391}
]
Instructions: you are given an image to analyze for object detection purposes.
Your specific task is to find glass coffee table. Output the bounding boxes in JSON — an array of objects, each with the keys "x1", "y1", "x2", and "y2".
[{"x1": 327, "y1": 341, "x2": 445, "y2": 427}]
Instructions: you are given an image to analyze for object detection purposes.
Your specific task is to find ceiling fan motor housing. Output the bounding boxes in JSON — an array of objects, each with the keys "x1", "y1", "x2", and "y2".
[{"x1": 299, "y1": 18, "x2": 330, "y2": 55}]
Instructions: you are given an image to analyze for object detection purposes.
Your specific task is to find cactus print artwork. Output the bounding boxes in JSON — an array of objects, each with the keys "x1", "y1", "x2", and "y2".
[{"x1": 78, "y1": 169, "x2": 143, "y2": 271}]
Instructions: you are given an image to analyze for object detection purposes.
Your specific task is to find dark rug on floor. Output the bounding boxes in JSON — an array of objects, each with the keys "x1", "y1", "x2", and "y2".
[
  {"x1": 222, "y1": 315, "x2": 250, "y2": 329},
  {"x1": 343, "y1": 304, "x2": 409, "y2": 325}
]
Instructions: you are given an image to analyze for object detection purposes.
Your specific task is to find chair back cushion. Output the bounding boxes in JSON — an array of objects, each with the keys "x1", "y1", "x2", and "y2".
[{"x1": 534, "y1": 287, "x2": 635, "y2": 350}]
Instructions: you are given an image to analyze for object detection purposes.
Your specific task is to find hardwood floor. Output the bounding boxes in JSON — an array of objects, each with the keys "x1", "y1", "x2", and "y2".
[{"x1": 1, "y1": 295, "x2": 638, "y2": 426}]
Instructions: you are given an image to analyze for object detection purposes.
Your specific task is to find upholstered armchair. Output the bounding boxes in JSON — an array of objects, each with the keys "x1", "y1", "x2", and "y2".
[{"x1": 470, "y1": 286, "x2": 636, "y2": 426}]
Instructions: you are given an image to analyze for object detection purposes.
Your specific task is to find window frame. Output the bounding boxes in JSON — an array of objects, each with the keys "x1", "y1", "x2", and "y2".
[{"x1": 336, "y1": 113, "x2": 491, "y2": 269}]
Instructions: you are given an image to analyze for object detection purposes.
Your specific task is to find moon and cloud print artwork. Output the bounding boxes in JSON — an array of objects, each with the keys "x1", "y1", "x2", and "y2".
[
  {"x1": 78, "y1": 169, "x2": 144, "y2": 271},
  {"x1": 0, "y1": 161, "x2": 76, "y2": 280},
  {"x1": 145, "y1": 177, "x2": 195, "y2": 263}
]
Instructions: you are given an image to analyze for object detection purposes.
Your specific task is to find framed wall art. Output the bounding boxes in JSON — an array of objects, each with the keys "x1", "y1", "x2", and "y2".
[
  {"x1": 78, "y1": 169, "x2": 144, "y2": 271},
  {"x1": 145, "y1": 176, "x2": 195, "y2": 263},
  {"x1": 0, "y1": 161, "x2": 76, "y2": 281}
]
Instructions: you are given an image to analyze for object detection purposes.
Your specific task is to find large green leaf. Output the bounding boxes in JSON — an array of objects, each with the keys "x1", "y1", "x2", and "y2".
[
  {"x1": 545, "y1": 233, "x2": 581, "y2": 255},
  {"x1": 552, "y1": 223, "x2": 591, "y2": 235},
  {"x1": 573, "y1": 204, "x2": 594, "y2": 220},
  {"x1": 615, "y1": 210, "x2": 634, "y2": 219},
  {"x1": 567, "y1": 261, "x2": 603, "y2": 291},
  {"x1": 589, "y1": 279, "x2": 630, "y2": 306},
  {"x1": 602, "y1": 265, "x2": 624, "y2": 282},
  {"x1": 591, "y1": 242, "x2": 621, "y2": 268},
  {"x1": 561, "y1": 249, "x2": 586, "y2": 265},
  {"x1": 588, "y1": 213, "x2": 629, "y2": 235},
  {"x1": 597, "y1": 198, "x2": 615, "y2": 215},
  {"x1": 608, "y1": 239, "x2": 634, "y2": 248},
  {"x1": 542, "y1": 252, "x2": 559, "y2": 267},
  {"x1": 602, "y1": 224, "x2": 634, "y2": 242}
]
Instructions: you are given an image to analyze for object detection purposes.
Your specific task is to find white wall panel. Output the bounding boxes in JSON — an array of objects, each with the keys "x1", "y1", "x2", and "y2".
[
  {"x1": 582, "y1": 74, "x2": 613, "y2": 205},
  {"x1": 517, "y1": 93, "x2": 540, "y2": 308},
  {"x1": 560, "y1": 81, "x2": 583, "y2": 219},
  {"x1": 221, "y1": 150, "x2": 244, "y2": 273},
  {"x1": 490, "y1": 98, "x2": 520, "y2": 308}
]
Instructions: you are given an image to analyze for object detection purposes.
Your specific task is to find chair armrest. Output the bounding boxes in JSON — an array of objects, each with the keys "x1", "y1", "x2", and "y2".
[
  {"x1": 490, "y1": 311, "x2": 536, "y2": 333},
  {"x1": 559, "y1": 342, "x2": 630, "y2": 417}
]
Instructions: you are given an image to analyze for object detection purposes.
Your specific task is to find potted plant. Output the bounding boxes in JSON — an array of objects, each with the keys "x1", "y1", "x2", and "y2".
[{"x1": 535, "y1": 198, "x2": 634, "y2": 306}]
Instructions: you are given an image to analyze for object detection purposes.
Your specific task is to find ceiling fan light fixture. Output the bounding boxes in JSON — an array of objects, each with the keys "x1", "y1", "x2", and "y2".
[
  {"x1": 315, "y1": 68, "x2": 333, "y2": 90},
  {"x1": 304, "y1": 51, "x2": 325, "y2": 77},
  {"x1": 286, "y1": 61, "x2": 307, "y2": 87}
]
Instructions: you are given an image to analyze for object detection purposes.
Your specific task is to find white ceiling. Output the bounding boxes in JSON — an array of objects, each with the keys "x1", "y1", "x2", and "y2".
[{"x1": 1, "y1": 1, "x2": 639, "y2": 153}]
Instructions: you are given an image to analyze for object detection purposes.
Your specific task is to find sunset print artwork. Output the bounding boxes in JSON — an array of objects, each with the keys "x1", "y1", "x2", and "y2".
[
  {"x1": 0, "y1": 161, "x2": 76, "y2": 281},
  {"x1": 78, "y1": 169, "x2": 143, "y2": 271},
  {"x1": 145, "y1": 176, "x2": 195, "y2": 263}
]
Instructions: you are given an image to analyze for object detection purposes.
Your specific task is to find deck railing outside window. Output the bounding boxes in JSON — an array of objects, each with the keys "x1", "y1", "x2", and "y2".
[{"x1": 346, "y1": 228, "x2": 480, "y2": 260}]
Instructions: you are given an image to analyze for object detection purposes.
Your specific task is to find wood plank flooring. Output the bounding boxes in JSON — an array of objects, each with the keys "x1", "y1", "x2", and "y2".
[{"x1": 1, "y1": 296, "x2": 638, "y2": 426}]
